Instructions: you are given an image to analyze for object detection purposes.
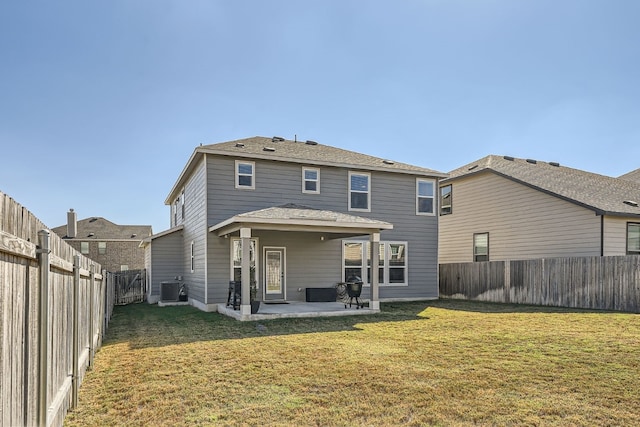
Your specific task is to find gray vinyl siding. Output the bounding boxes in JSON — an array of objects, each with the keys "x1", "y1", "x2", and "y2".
[
  {"x1": 181, "y1": 158, "x2": 207, "y2": 303},
  {"x1": 148, "y1": 231, "x2": 184, "y2": 301},
  {"x1": 206, "y1": 155, "x2": 439, "y2": 302},
  {"x1": 439, "y1": 172, "x2": 602, "y2": 263}
]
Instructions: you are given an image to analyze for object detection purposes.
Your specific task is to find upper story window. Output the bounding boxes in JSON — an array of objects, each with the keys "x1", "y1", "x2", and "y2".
[
  {"x1": 181, "y1": 190, "x2": 185, "y2": 219},
  {"x1": 349, "y1": 171, "x2": 370, "y2": 212},
  {"x1": 98, "y1": 241, "x2": 107, "y2": 254},
  {"x1": 235, "y1": 160, "x2": 255, "y2": 190},
  {"x1": 440, "y1": 185, "x2": 452, "y2": 215},
  {"x1": 302, "y1": 167, "x2": 320, "y2": 194},
  {"x1": 416, "y1": 178, "x2": 435, "y2": 215},
  {"x1": 627, "y1": 223, "x2": 640, "y2": 255},
  {"x1": 473, "y1": 233, "x2": 489, "y2": 262},
  {"x1": 80, "y1": 242, "x2": 89, "y2": 254}
]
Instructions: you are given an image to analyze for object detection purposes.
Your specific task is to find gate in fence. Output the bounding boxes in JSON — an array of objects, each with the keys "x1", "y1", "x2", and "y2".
[{"x1": 111, "y1": 269, "x2": 147, "y2": 305}]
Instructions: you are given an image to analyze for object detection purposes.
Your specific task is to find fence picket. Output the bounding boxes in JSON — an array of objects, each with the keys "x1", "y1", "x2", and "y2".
[{"x1": 440, "y1": 255, "x2": 640, "y2": 313}]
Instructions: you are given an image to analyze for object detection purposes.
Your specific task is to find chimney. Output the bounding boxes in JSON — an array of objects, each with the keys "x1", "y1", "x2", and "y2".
[{"x1": 67, "y1": 209, "x2": 77, "y2": 238}]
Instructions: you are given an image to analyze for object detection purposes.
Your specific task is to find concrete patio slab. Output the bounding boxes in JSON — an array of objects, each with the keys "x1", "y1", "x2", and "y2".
[{"x1": 217, "y1": 301, "x2": 380, "y2": 321}]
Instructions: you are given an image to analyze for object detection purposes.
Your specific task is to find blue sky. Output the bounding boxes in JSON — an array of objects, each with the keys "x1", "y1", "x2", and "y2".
[{"x1": 1, "y1": 1, "x2": 639, "y2": 234}]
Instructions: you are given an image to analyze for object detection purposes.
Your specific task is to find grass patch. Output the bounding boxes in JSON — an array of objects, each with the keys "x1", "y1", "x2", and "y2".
[{"x1": 64, "y1": 300, "x2": 640, "y2": 426}]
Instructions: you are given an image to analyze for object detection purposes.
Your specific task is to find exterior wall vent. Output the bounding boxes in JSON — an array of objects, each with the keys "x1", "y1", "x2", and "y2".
[
  {"x1": 526, "y1": 159, "x2": 537, "y2": 164},
  {"x1": 549, "y1": 162, "x2": 560, "y2": 167},
  {"x1": 305, "y1": 140, "x2": 318, "y2": 145},
  {"x1": 503, "y1": 156, "x2": 514, "y2": 161},
  {"x1": 623, "y1": 200, "x2": 639, "y2": 207},
  {"x1": 235, "y1": 143, "x2": 245, "y2": 148},
  {"x1": 263, "y1": 147, "x2": 276, "y2": 152}
]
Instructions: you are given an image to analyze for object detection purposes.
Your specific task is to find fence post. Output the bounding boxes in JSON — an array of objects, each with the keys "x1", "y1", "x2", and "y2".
[
  {"x1": 37, "y1": 230, "x2": 51, "y2": 427},
  {"x1": 89, "y1": 264, "x2": 95, "y2": 367},
  {"x1": 504, "y1": 261, "x2": 511, "y2": 303},
  {"x1": 71, "y1": 255, "x2": 80, "y2": 409}
]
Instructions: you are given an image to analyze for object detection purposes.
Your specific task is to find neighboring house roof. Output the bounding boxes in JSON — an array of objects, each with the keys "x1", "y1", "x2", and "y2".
[
  {"x1": 52, "y1": 217, "x2": 153, "y2": 240},
  {"x1": 166, "y1": 136, "x2": 446, "y2": 204},
  {"x1": 140, "y1": 225, "x2": 184, "y2": 247},
  {"x1": 443, "y1": 155, "x2": 640, "y2": 217},
  {"x1": 209, "y1": 203, "x2": 393, "y2": 237},
  {"x1": 619, "y1": 168, "x2": 640, "y2": 184}
]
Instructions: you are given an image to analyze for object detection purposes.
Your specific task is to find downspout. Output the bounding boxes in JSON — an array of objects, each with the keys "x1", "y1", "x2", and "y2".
[{"x1": 600, "y1": 214, "x2": 604, "y2": 256}]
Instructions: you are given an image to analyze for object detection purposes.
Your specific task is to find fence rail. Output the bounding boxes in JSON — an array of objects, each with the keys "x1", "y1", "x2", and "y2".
[
  {"x1": 0, "y1": 191, "x2": 115, "y2": 427},
  {"x1": 439, "y1": 255, "x2": 640, "y2": 313}
]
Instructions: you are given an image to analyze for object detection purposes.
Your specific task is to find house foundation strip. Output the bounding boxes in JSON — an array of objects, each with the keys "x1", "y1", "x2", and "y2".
[
  {"x1": 240, "y1": 227, "x2": 251, "y2": 316},
  {"x1": 370, "y1": 232, "x2": 380, "y2": 310}
]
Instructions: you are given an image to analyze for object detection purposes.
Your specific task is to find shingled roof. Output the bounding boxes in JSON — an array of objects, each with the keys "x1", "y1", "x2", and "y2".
[
  {"x1": 52, "y1": 217, "x2": 152, "y2": 240},
  {"x1": 619, "y1": 168, "x2": 640, "y2": 184},
  {"x1": 166, "y1": 136, "x2": 445, "y2": 204},
  {"x1": 444, "y1": 155, "x2": 640, "y2": 217}
]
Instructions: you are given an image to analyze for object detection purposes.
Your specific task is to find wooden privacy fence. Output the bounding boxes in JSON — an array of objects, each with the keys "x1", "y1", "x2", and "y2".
[
  {"x1": 111, "y1": 268, "x2": 146, "y2": 305},
  {"x1": 439, "y1": 255, "x2": 640, "y2": 313},
  {"x1": 0, "y1": 191, "x2": 115, "y2": 427}
]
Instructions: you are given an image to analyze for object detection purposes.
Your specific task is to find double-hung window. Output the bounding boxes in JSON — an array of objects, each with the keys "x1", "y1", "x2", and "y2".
[
  {"x1": 349, "y1": 171, "x2": 370, "y2": 211},
  {"x1": 627, "y1": 223, "x2": 640, "y2": 255},
  {"x1": 473, "y1": 233, "x2": 489, "y2": 262},
  {"x1": 231, "y1": 238, "x2": 259, "y2": 286},
  {"x1": 302, "y1": 167, "x2": 320, "y2": 194},
  {"x1": 343, "y1": 240, "x2": 408, "y2": 285},
  {"x1": 80, "y1": 242, "x2": 89, "y2": 254},
  {"x1": 440, "y1": 185, "x2": 452, "y2": 215},
  {"x1": 416, "y1": 178, "x2": 435, "y2": 215},
  {"x1": 235, "y1": 160, "x2": 255, "y2": 190},
  {"x1": 98, "y1": 242, "x2": 107, "y2": 254}
]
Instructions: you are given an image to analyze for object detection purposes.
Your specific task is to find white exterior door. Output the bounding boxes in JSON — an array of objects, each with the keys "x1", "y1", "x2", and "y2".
[{"x1": 264, "y1": 247, "x2": 285, "y2": 301}]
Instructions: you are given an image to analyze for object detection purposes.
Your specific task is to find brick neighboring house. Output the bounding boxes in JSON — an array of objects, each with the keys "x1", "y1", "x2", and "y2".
[{"x1": 52, "y1": 209, "x2": 152, "y2": 272}]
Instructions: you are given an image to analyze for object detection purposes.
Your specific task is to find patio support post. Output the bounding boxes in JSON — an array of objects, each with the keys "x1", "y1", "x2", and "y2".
[
  {"x1": 370, "y1": 232, "x2": 380, "y2": 310},
  {"x1": 240, "y1": 227, "x2": 251, "y2": 316}
]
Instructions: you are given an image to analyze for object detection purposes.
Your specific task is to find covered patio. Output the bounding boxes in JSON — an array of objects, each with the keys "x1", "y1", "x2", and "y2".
[{"x1": 209, "y1": 204, "x2": 393, "y2": 321}]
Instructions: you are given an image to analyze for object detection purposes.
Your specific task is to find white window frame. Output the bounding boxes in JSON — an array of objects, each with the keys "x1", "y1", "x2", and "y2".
[
  {"x1": 302, "y1": 167, "x2": 320, "y2": 194},
  {"x1": 348, "y1": 171, "x2": 371, "y2": 212},
  {"x1": 229, "y1": 237, "x2": 260, "y2": 289},
  {"x1": 80, "y1": 241, "x2": 89, "y2": 254},
  {"x1": 342, "y1": 240, "x2": 408, "y2": 286},
  {"x1": 98, "y1": 241, "x2": 107, "y2": 255},
  {"x1": 416, "y1": 178, "x2": 436, "y2": 216},
  {"x1": 235, "y1": 160, "x2": 255, "y2": 190},
  {"x1": 121, "y1": 265, "x2": 129, "y2": 271}
]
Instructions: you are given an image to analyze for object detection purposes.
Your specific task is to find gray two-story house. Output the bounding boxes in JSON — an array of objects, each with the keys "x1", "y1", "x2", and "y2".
[{"x1": 143, "y1": 136, "x2": 445, "y2": 317}]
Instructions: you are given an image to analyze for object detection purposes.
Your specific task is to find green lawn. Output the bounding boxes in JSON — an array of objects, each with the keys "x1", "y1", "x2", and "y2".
[{"x1": 64, "y1": 300, "x2": 640, "y2": 426}]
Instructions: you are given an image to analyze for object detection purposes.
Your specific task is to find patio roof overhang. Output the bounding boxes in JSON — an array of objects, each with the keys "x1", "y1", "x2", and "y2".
[{"x1": 208, "y1": 204, "x2": 393, "y2": 237}]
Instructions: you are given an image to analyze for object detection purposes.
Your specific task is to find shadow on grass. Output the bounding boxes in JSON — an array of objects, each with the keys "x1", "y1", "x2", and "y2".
[{"x1": 103, "y1": 299, "x2": 616, "y2": 350}]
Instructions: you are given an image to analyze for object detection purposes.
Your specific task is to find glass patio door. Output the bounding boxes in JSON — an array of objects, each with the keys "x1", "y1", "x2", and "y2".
[{"x1": 264, "y1": 247, "x2": 285, "y2": 301}]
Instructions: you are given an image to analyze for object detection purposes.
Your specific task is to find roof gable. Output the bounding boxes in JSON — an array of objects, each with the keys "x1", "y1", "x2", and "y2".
[{"x1": 444, "y1": 155, "x2": 640, "y2": 217}]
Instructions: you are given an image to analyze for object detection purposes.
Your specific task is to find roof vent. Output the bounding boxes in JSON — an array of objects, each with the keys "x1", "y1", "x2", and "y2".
[
  {"x1": 89, "y1": 217, "x2": 98, "y2": 223},
  {"x1": 526, "y1": 159, "x2": 537, "y2": 164},
  {"x1": 623, "y1": 200, "x2": 639, "y2": 207},
  {"x1": 272, "y1": 136, "x2": 284, "y2": 142},
  {"x1": 503, "y1": 156, "x2": 514, "y2": 161},
  {"x1": 549, "y1": 162, "x2": 560, "y2": 167},
  {"x1": 263, "y1": 147, "x2": 276, "y2": 152},
  {"x1": 383, "y1": 160, "x2": 395, "y2": 165},
  {"x1": 468, "y1": 165, "x2": 478, "y2": 171},
  {"x1": 235, "y1": 143, "x2": 245, "y2": 148},
  {"x1": 88, "y1": 232, "x2": 95, "y2": 237},
  {"x1": 305, "y1": 140, "x2": 318, "y2": 145},
  {"x1": 131, "y1": 233, "x2": 137, "y2": 238}
]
